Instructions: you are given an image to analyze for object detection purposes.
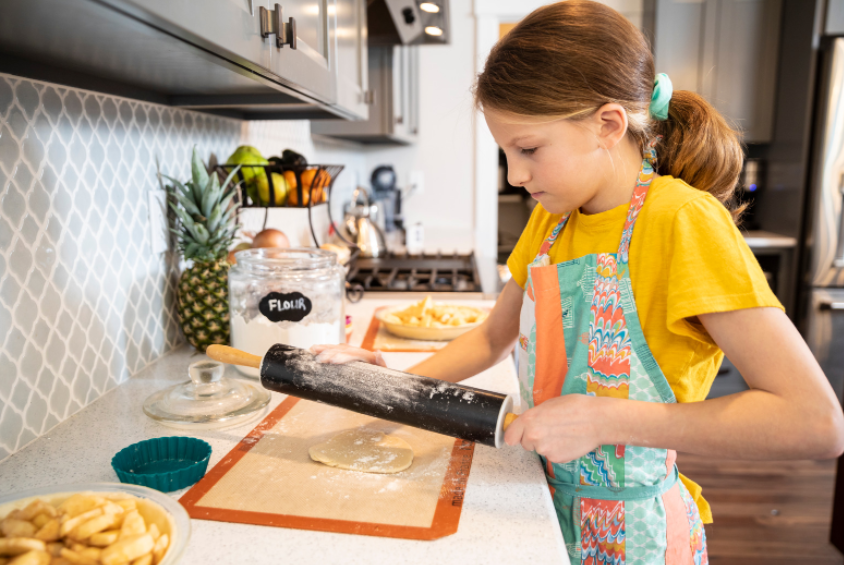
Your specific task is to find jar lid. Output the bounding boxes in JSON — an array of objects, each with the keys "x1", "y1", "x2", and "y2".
[
  {"x1": 143, "y1": 361, "x2": 271, "y2": 429},
  {"x1": 233, "y1": 247, "x2": 337, "y2": 275}
]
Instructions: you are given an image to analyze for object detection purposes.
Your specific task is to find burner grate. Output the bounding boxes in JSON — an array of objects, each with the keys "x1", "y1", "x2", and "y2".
[{"x1": 347, "y1": 253, "x2": 481, "y2": 293}]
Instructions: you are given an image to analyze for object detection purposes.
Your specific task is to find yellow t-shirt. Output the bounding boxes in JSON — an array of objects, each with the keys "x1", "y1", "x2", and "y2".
[{"x1": 507, "y1": 175, "x2": 783, "y2": 523}]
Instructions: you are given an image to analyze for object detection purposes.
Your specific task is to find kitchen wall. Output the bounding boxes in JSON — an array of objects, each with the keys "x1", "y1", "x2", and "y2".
[
  {"x1": 363, "y1": 0, "x2": 477, "y2": 254},
  {"x1": 0, "y1": 73, "x2": 364, "y2": 461}
]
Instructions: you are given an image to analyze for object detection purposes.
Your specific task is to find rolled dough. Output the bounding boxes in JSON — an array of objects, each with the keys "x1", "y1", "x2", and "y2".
[{"x1": 309, "y1": 429, "x2": 414, "y2": 474}]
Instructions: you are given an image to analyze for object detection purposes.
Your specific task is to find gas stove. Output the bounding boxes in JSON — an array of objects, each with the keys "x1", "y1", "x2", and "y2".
[{"x1": 347, "y1": 252, "x2": 482, "y2": 292}]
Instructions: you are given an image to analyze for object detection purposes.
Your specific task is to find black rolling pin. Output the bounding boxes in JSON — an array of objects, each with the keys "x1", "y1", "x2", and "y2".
[{"x1": 207, "y1": 344, "x2": 517, "y2": 448}]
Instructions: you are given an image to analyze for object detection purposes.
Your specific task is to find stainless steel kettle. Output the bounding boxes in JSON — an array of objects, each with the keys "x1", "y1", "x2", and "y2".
[{"x1": 344, "y1": 186, "x2": 388, "y2": 258}]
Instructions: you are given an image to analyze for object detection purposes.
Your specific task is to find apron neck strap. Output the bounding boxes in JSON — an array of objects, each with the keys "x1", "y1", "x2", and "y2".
[
  {"x1": 536, "y1": 210, "x2": 572, "y2": 259},
  {"x1": 533, "y1": 140, "x2": 659, "y2": 264},
  {"x1": 618, "y1": 140, "x2": 658, "y2": 264}
]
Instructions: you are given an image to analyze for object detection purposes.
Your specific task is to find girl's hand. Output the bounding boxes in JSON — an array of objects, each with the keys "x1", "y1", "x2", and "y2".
[
  {"x1": 504, "y1": 395, "x2": 612, "y2": 463},
  {"x1": 309, "y1": 344, "x2": 387, "y2": 367}
]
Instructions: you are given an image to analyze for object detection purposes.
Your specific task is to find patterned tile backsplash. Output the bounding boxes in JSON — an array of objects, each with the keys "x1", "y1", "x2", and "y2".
[{"x1": 0, "y1": 72, "x2": 364, "y2": 461}]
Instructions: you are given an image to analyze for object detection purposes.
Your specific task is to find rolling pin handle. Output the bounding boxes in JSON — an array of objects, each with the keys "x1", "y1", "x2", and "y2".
[
  {"x1": 206, "y1": 344, "x2": 263, "y2": 369},
  {"x1": 502, "y1": 412, "x2": 518, "y2": 431}
]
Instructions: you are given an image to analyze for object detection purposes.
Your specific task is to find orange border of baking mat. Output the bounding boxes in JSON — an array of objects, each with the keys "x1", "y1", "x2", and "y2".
[
  {"x1": 179, "y1": 397, "x2": 475, "y2": 540},
  {"x1": 360, "y1": 307, "x2": 447, "y2": 352}
]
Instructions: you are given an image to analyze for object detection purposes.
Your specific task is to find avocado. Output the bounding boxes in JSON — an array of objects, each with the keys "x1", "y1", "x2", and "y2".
[{"x1": 281, "y1": 149, "x2": 308, "y2": 168}]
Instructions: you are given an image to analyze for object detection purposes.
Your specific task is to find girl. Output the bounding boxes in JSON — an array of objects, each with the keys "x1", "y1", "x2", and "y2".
[{"x1": 312, "y1": 1, "x2": 844, "y2": 562}]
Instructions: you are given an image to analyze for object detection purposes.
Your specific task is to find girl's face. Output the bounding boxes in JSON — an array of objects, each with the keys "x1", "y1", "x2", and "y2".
[{"x1": 484, "y1": 106, "x2": 631, "y2": 215}]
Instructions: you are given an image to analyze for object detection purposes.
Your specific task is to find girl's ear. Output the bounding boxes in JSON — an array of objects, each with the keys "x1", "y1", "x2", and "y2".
[{"x1": 593, "y1": 103, "x2": 629, "y2": 150}]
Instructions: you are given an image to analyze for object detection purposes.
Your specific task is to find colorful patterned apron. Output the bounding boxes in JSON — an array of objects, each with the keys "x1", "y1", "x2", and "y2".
[{"x1": 517, "y1": 146, "x2": 708, "y2": 565}]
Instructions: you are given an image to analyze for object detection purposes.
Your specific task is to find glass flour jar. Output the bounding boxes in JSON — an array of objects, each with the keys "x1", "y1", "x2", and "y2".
[{"x1": 228, "y1": 248, "x2": 345, "y2": 377}]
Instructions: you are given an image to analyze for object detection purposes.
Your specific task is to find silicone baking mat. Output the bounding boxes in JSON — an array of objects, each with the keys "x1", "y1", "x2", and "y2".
[{"x1": 180, "y1": 397, "x2": 475, "y2": 540}]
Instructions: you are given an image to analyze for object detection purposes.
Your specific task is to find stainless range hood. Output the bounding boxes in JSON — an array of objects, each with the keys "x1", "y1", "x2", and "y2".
[{"x1": 368, "y1": 0, "x2": 450, "y2": 45}]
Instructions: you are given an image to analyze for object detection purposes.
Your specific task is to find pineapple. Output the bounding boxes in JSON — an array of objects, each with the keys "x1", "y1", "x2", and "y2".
[{"x1": 164, "y1": 148, "x2": 240, "y2": 352}]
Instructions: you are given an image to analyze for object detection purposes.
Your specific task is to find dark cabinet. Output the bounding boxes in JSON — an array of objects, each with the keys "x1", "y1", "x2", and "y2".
[
  {"x1": 332, "y1": 0, "x2": 370, "y2": 120},
  {"x1": 0, "y1": 0, "x2": 368, "y2": 120},
  {"x1": 267, "y1": 0, "x2": 335, "y2": 106},
  {"x1": 827, "y1": 0, "x2": 844, "y2": 35},
  {"x1": 123, "y1": 0, "x2": 273, "y2": 74},
  {"x1": 312, "y1": 44, "x2": 418, "y2": 144},
  {"x1": 654, "y1": 0, "x2": 782, "y2": 142}
]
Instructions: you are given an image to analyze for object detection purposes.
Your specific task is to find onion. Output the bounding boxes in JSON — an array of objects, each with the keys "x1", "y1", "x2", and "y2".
[{"x1": 252, "y1": 229, "x2": 290, "y2": 249}]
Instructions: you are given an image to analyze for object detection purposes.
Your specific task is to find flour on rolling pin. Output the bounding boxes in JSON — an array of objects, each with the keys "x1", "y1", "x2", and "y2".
[
  {"x1": 274, "y1": 348, "x2": 479, "y2": 412},
  {"x1": 261, "y1": 344, "x2": 514, "y2": 447}
]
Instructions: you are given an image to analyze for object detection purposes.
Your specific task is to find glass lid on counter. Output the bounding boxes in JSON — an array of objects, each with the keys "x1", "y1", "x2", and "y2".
[{"x1": 143, "y1": 360, "x2": 271, "y2": 429}]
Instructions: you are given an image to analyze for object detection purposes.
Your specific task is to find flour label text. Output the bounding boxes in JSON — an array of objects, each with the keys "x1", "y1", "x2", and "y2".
[{"x1": 259, "y1": 291, "x2": 312, "y2": 322}]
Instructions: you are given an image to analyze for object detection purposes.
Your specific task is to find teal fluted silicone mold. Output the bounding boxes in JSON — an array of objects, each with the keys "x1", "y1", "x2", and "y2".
[{"x1": 111, "y1": 436, "x2": 212, "y2": 492}]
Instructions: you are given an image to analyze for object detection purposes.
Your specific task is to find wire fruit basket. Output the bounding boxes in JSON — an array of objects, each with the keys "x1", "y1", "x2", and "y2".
[
  {"x1": 214, "y1": 162, "x2": 349, "y2": 252},
  {"x1": 215, "y1": 163, "x2": 345, "y2": 209}
]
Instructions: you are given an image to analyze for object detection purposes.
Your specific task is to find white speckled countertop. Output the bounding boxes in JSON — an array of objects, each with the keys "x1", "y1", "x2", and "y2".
[{"x1": 0, "y1": 298, "x2": 568, "y2": 564}]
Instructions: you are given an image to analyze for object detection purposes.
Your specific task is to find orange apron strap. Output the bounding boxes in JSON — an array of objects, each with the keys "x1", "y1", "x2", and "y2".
[
  {"x1": 532, "y1": 265, "x2": 567, "y2": 406},
  {"x1": 662, "y1": 482, "x2": 695, "y2": 564}
]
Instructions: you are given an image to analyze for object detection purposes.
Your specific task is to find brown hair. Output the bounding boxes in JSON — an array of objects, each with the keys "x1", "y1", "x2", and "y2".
[{"x1": 475, "y1": 0, "x2": 745, "y2": 221}]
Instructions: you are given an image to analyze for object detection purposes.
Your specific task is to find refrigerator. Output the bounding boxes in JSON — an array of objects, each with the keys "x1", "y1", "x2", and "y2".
[{"x1": 804, "y1": 36, "x2": 844, "y2": 402}]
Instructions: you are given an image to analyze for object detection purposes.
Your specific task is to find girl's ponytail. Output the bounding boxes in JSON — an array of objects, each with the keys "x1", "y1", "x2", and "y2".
[
  {"x1": 474, "y1": 0, "x2": 747, "y2": 223},
  {"x1": 651, "y1": 90, "x2": 746, "y2": 221}
]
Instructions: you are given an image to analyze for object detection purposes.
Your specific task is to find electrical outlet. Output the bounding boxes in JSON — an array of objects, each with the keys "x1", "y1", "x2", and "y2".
[
  {"x1": 409, "y1": 170, "x2": 424, "y2": 196},
  {"x1": 149, "y1": 190, "x2": 169, "y2": 254}
]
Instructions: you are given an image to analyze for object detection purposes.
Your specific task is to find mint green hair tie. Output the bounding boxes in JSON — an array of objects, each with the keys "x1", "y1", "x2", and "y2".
[{"x1": 649, "y1": 73, "x2": 673, "y2": 121}]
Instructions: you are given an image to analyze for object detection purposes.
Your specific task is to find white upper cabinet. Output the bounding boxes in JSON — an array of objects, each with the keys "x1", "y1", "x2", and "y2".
[{"x1": 654, "y1": 0, "x2": 782, "y2": 142}]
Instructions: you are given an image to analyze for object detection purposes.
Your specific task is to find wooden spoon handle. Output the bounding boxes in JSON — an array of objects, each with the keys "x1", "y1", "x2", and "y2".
[
  {"x1": 206, "y1": 344, "x2": 262, "y2": 369},
  {"x1": 502, "y1": 412, "x2": 518, "y2": 431}
]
